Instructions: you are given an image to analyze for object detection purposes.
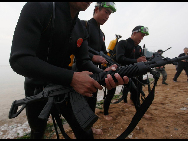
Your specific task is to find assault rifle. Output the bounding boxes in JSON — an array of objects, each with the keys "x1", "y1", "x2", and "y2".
[
  {"x1": 147, "y1": 47, "x2": 172, "y2": 61},
  {"x1": 9, "y1": 54, "x2": 188, "y2": 139},
  {"x1": 88, "y1": 46, "x2": 146, "y2": 103},
  {"x1": 88, "y1": 46, "x2": 120, "y2": 67},
  {"x1": 89, "y1": 54, "x2": 188, "y2": 87},
  {"x1": 9, "y1": 84, "x2": 98, "y2": 131}
]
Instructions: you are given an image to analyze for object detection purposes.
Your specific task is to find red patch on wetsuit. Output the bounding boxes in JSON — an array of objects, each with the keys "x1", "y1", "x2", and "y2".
[{"x1": 77, "y1": 38, "x2": 83, "y2": 48}]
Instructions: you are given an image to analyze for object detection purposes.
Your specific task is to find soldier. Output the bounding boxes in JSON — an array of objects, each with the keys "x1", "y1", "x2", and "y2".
[
  {"x1": 155, "y1": 49, "x2": 168, "y2": 85},
  {"x1": 9, "y1": 2, "x2": 129, "y2": 139},
  {"x1": 173, "y1": 47, "x2": 188, "y2": 82}
]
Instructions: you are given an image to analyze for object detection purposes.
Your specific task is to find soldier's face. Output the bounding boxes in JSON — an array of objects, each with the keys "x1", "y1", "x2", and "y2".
[
  {"x1": 94, "y1": 7, "x2": 111, "y2": 25},
  {"x1": 132, "y1": 32, "x2": 145, "y2": 45},
  {"x1": 184, "y1": 48, "x2": 188, "y2": 54}
]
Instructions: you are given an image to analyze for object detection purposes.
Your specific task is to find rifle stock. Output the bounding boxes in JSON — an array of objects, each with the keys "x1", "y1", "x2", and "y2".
[{"x1": 9, "y1": 84, "x2": 98, "y2": 131}]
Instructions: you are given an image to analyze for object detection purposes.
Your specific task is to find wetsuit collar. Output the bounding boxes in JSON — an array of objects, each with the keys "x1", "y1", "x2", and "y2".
[
  {"x1": 127, "y1": 38, "x2": 136, "y2": 46},
  {"x1": 90, "y1": 18, "x2": 100, "y2": 27}
]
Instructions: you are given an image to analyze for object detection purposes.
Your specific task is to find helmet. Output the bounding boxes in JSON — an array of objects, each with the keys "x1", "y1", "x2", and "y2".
[
  {"x1": 95, "y1": 2, "x2": 116, "y2": 13},
  {"x1": 132, "y1": 25, "x2": 149, "y2": 36}
]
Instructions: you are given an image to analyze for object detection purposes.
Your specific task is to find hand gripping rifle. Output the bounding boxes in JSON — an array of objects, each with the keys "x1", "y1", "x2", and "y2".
[
  {"x1": 88, "y1": 46, "x2": 140, "y2": 104},
  {"x1": 88, "y1": 46, "x2": 148, "y2": 104},
  {"x1": 88, "y1": 46, "x2": 120, "y2": 67},
  {"x1": 9, "y1": 54, "x2": 188, "y2": 139}
]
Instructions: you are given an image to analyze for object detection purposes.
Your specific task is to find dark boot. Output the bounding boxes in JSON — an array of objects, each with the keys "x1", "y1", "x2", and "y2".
[
  {"x1": 30, "y1": 130, "x2": 45, "y2": 139},
  {"x1": 162, "y1": 81, "x2": 168, "y2": 85}
]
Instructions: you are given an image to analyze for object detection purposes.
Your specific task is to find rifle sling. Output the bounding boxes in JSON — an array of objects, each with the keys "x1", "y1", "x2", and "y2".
[
  {"x1": 51, "y1": 106, "x2": 71, "y2": 139},
  {"x1": 112, "y1": 78, "x2": 136, "y2": 104},
  {"x1": 116, "y1": 73, "x2": 159, "y2": 139}
]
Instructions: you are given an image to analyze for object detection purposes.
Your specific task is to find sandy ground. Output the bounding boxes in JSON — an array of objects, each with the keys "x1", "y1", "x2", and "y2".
[{"x1": 1, "y1": 64, "x2": 188, "y2": 139}]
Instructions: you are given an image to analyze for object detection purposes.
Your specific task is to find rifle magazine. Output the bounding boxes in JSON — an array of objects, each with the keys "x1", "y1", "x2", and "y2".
[{"x1": 69, "y1": 92, "x2": 98, "y2": 131}]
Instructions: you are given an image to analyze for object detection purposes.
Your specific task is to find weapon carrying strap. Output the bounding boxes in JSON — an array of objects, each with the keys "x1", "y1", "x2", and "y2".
[
  {"x1": 112, "y1": 78, "x2": 142, "y2": 105},
  {"x1": 51, "y1": 106, "x2": 71, "y2": 139},
  {"x1": 116, "y1": 71, "x2": 159, "y2": 139},
  {"x1": 112, "y1": 78, "x2": 133, "y2": 104}
]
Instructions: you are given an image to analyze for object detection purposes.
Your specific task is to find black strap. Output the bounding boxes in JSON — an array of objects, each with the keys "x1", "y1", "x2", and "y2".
[
  {"x1": 116, "y1": 71, "x2": 159, "y2": 139},
  {"x1": 103, "y1": 87, "x2": 107, "y2": 100},
  {"x1": 112, "y1": 78, "x2": 135, "y2": 104},
  {"x1": 51, "y1": 114, "x2": 60, "y2": 139},
  {"x1": 84, "y1": 20, "x2": 91, "y2": 46},
  {"x1": 51, "y1": 106, "x2": 71, "y2": 139}
]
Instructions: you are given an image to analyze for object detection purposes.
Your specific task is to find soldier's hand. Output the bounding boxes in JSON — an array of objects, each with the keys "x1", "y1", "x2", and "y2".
[
  {"x1": 105, "y1": 74, "x2": 129, "y2": 90},
  {"x1": 181, "y1": 59, "x2": 186, "y2": 62},
  {"x1": 104, "y1": 64, "x2": 129, "y2": 90},
  {"x1": 70, "y1": 71, "x2": 102, "y2": 97},
  {"x1": 92, "y1": 55, "x2": 107, "y2": 65},
  {"x1": 137, "y1": 56, "x2": 147, "y2": 62}
]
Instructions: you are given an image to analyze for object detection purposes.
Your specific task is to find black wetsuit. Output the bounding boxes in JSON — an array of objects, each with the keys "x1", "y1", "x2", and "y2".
[
  {"x1": 10, "y1": 2, "x2": 102, "y2": 139},
  {"x1": 173, "y1": 53, "x2": 188, "y2": 81},
  {"x1": 155, "y1": 54, "x2": 168, "y2": 84},
  {"x1": 116, "y1": 38, "x2": 143, "y2": 111},
  {"x1": 81, "y1": 18, "x2": 107, "y2": 61},
  {"x1": 80, "y1": 18, "x2": 118, "y2": 117},
  {"x1": 80, "y1": 18, "x2": 107, "y2": 113}
]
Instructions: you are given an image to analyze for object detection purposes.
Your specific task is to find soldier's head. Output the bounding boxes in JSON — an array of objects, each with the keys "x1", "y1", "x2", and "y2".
[
  {"x1": 93, "y1": 2, "x2": 116, "y2": 25},
  {"x1": 131, "y1": 25, "x2": 149, "y2": 45},
  {"x1": 184, "y1": 47, "x2": 188, "y2": 54},
  {"x1": 157, "y1": 49, "x2": 163, "y2": 54}
]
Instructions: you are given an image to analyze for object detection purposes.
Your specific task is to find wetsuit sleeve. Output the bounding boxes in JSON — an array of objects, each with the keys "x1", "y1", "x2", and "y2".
[
  {"x1": 116, "y1": 40, "x2": 137, "y2": 65},
  {"x1": 9, "y1": 2, "x2": 74, "y2": 86},
  {"x1": 178, "y1": 53, "x2": 184, "y2": 57},
  {"x1": 88, "y1": 52, "x2": 94, "y2": 60}
]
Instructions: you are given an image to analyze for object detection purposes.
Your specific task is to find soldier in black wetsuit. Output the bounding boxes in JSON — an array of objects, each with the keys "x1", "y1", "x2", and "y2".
[
  {"x1": 9, "y1": 2, "x2": 128, "y2": 139},
  {"x1": 155, "y1": 49, "x2": 168, "y2": 85},
  {"x1": 173, "y1": 47, "x2": 188, "y2": 82},
  {"x1": 116, "y1": 25, "x2": 149, "y2": 112},
  {"x1": 79, "y1": 2, "x2": 117, "y2": 133}
]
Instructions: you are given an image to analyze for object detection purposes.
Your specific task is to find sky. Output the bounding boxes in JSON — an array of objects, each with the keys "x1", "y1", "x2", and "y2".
[{"x1": 1, "y1": 2, "x2": 188, "y2": 65}]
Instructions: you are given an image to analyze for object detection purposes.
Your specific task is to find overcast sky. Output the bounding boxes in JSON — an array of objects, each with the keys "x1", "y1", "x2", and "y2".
[{"x1": 1, "y1": 2, "x2": 188, "y2": 65}]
